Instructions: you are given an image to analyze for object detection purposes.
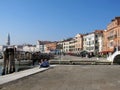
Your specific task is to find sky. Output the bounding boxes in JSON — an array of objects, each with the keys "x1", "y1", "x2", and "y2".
[{"x1": 0, "y1": 0, "x2": 120, "y2": 45}]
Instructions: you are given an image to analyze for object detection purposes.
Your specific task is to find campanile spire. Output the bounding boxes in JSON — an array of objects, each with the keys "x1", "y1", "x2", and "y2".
[{"x1": 7, "y1": 33, "x2": 10, "y2": 45}]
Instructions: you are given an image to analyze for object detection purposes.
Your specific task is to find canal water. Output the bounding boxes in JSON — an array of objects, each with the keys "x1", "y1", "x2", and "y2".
[{"x1": 0, "y1": 59, "x2": 38, "y2": 76}]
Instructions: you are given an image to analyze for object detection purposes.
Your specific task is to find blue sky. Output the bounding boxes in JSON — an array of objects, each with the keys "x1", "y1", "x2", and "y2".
[{"x1": 0, "y1": 0, "x2": 120, "y2": 45}]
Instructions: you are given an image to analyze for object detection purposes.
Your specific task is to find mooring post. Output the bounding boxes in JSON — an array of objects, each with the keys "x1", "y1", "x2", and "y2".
[
  {"x1": 2, "y1": 51, "x2": 6, "y2": 75},
  {"x1": 2, "y1": 49, "x2": 9, "y2": 75},
  {"x1": 9, "y1": 48, "x2": 15, "y2": 73},
  {"x1": 2, "y1": 48, "x2": 16, "y2": 75}
]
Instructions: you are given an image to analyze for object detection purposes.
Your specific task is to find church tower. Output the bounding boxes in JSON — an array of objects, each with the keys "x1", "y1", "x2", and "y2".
[{"x1": 6, "y1": 33, "x2": 10, "y2": 45}]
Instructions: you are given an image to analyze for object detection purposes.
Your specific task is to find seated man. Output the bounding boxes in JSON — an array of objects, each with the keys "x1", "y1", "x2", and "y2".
[{"x1": 40, "y1": 59, "x2": 50, "y2": 68}]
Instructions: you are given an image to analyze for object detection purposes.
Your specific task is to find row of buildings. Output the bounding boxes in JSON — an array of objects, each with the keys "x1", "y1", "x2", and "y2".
[
  {"x1": 0, "y1": 17, "x2": 120, "y2": 55},
  {"x1": 57, "y1": 30, "x2": 103, "y2": 55},
  {"x1": 56, "y1": 16, "x2": 120, "y2": 55}
]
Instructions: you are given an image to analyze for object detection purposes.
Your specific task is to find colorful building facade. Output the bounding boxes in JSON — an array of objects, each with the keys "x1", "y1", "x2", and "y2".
[{"x1": 103, "y1": 17, "x2": 120, "y2": 53}]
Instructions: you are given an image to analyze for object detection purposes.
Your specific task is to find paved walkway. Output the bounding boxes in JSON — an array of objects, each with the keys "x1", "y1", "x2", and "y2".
[{"x1": 0, "y1": 65, "x2": 56, "y2": 85}]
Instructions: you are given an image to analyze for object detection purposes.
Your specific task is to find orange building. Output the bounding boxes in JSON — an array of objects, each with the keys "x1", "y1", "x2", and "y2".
[
  {"x1": 102, "y1": 30, "x2": 108, "y2": 53},
  {"x1": 74, "y1": 34, "x2": 83, "y2": 53},
  {"x1": 103, "y1": 17, "x2": 120, "y2": 53},
  {"x1": 45, "y1": 42, "x2": 57, "y2": 51}
]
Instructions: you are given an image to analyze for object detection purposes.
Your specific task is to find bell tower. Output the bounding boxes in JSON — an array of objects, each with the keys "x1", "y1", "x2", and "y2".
[{"x1": 6, "y1": 33, "x2": 10, "y2": 45}]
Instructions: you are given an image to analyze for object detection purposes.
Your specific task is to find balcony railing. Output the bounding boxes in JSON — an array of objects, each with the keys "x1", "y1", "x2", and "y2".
[{"x1": 107, "y1": 34, "x2": 117, "y2": 40}]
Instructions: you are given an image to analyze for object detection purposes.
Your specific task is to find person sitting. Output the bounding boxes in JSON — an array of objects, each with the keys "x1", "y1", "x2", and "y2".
[{"x1": 40, "y1": 59, "x2": 50, "y2": 68}]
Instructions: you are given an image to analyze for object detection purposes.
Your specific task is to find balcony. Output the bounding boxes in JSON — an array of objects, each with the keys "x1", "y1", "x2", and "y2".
[{"x1": 107, "y1": 34, "x2": 117, "y2": 40}]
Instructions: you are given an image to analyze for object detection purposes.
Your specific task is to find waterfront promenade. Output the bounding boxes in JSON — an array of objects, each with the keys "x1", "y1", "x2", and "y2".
[
  {"x1": 53, "y1": 55, "x2": 107, "y2": 61},
  {"x1": 0, "y1": 65, "x2": 120, "y2": 90},
  {"x1": 50, "y1": 55, "x2": 112, "y2": 65},
  {"x1": 0, "y1": 55, "x2": 119, "y2": 90}
]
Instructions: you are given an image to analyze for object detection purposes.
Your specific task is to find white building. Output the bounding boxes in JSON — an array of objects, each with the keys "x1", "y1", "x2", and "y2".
[
  {"x1": 23, "y1": 45, "x2": 36, "y2": 52},
  {"x1": 36, "y1": 40, "x2": 51, "y2": 53},
  {"x1": 83, "y1": 30, "x2": 104, "y2": 54},
  {"x1": 14, "y1": 45, "x2": 23, "y2": 51},
  {"x1": 98, "y1": 36, "x2": 103, "y2": 52},
  {"x1": 62, "y1": 38, "x2": 73, "y2": 53},
  {"x1": 0, "y1": 45, "x2": 8, "y2": 52},
  {"x1": 63, "y1": 41, "x2": 69, "y2": 53},
  {"x1": 83, "y1": 32, "x2": 96, "y2": 54},
  {"x1": 94, "y1": 30, "x2": 104, "y2": 53},
  {"x1": 57, "y1": 41, "x2": 63, "y2": 53},
  {"x1": 69, "y1": 39, "x2": 75, "y2": 53},
  {"x1": 36, "y1": 40, "x2": 43, "y2": 52}
]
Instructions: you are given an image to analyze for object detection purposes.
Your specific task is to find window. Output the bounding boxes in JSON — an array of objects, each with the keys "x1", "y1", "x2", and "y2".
[
  {"x1": 118, "y1": 40, "x2": 120, "y2": 46},
  {"x1": 95, "y1": 46, "x2": 98, "y2": 49},
  {"x1": 118, "y1": 29, "x2": 120, "y2": 36},
  {"x1": 110, "y1": 42, "x2": 113, "y2": 47},
  {"x1": 89, "y1": 38, "x2": 91, "y2": 40},
  {"x1": 84, "y1": 38, "x2": 86, "y2": 41},
  {"x1": 95, "y1": 35, "x2": 98, "y2": 38},
  {"x1": 95, "y1": 40, "x2": 98, "y2": 43},
  {"x1": 110, "y1": 31, "x2": 114, "y2": 36}
]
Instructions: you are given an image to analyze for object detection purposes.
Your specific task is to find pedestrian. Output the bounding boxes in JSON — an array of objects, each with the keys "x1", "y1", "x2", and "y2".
[{"x1": 39, "y1": 59, "x2": 43, "y2": 68}]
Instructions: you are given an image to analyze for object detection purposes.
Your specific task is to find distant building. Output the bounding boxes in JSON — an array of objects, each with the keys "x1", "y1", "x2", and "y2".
[
  {"x1": 45, "y1": 42, "x2": 57, "y2": 53},
  {"x1": 36, "y1": 40, "x2": 57, "y2": 53},
  {"x1": 94, "y1": 30, "x2": 104, "y2": 53},
  {"x1": 56, "y1": 41, "x2": 63, "y2": 53},
  {"x1": 36, "y1": 40, "x2": 46, "y2": 52},
  {"x1": 14, "y1": 45, "x2": 23, "y2": 51},
  {"x1": 0, "y1": 45, "x2": 8, "y2": 52},
  {"x1": 23, "y1": 45, "x2": 36, "y2": 52},
  {"x1": 83, "y1": 32, "x2": 95, "y2": 53},
  {"x1": 83, "y1": 30, "x2": 104, "y2": 55},
  {"x1": 74, "y1": 34, "x2": 83, "y2": 53},
  {"x1": 69, "y1": 38, "x2": 76, "y2": 53},
  {"x1": 102, "y1": 30, "x2": 108, "y2": 53},
  {"x1": 61, "y1": 34, "x2": 83, "y2": 54},
  {"x1": 62, "y1": 38, "x2": 73, "y2": 53}
]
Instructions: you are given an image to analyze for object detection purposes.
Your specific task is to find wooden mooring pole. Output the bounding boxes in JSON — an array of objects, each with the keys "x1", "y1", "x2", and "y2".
[{"x1": 2, "y1": 48, "x2": 15, "y2": 75}]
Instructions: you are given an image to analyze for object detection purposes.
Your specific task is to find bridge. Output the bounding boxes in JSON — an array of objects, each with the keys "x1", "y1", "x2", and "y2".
[{"x1": 107, "y1": 50, "x2": 120, "y2": 64}]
